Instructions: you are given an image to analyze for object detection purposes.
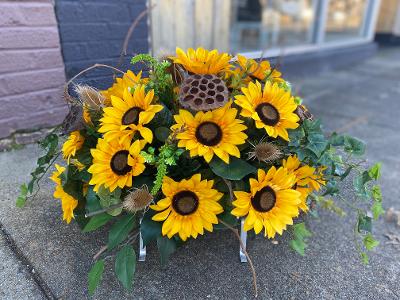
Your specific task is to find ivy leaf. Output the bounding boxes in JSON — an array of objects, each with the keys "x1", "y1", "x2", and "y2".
[
  {"x1": 371, "y1": 185, "x2": 382, "y2": 202},
  {"x1": 360, "y1": 252, "x2": 369, "y2": 265},
  {"x1": 108, "y1": 214, "x2": 136, "y2": 250},
  {"x1": 85, "y1": 186, "x2": 102, "y2": 213},
  {"x1": 83, "y1": 213, "x2": 113, "y2": 233},
  {"x1": 289, "y1": 223, "x2": 312, "y2": 256},
  {"x1": 344, "y1": 136, "x2": 366, "y2": 156},
  {"x1": 358, "y1": 215, "x2": 372, "y2": 233},
  {"x1": 154, "y1": 127, "x2": 171, "y2": 142},
  {"x1": 306, "y1": 133, "x2": 328, "y2": 157},
  {"x1": 323, "y1": 181, "x2": 339, "y2": 196},
  {"x1": 353, "y1": 171, "x2": 372, "y2": 199},
  {"x1": 363, "y1": 233, "x2": 379, "y2": 250},
  {"x1": 157, "y1": 236, "x2": 177, "y2": 267},
  {"x1": 329, "y1": 132, "x2": 345, "y2": 146},
  {"x1": 140, "y1": 210, "x2": 162, "y2": 246},
  {"x1": 97, "y1": 186, "x2": 122, "y2": 216},
  {"x1": 368, "y1": 163, "x2": 381, "y2": 180},
  {"x1": 88, "y1": 259, "x2": 104, "y2": 296},
  {"x1": 16, "y1": 184, "x2": 28, "y2": 208},
  {"x1": 115, "y1": 245, "x2": 136, "y2": 291},
  {"x1": 371, "y1": 202, "x2": 384, "y2": 220},
  {"x1": 209, "y1": 157, "x2": 256, "y2": 180},
  {"x1": 288, "y1": 127, "x2": 305, "y2": 147}
]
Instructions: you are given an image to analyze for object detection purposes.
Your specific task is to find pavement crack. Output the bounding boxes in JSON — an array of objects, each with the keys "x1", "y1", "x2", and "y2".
[{"x1": 0, "y1": 221, "x2": 57, "y2": 300}]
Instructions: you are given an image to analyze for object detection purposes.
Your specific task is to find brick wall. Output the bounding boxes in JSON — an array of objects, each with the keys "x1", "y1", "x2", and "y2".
[
  {"x1": 55, "y1": 0, "x2": 149, "y2": 89},
  {"x1": 0, "y1": 0, "x2": 67, "y2": 139}
]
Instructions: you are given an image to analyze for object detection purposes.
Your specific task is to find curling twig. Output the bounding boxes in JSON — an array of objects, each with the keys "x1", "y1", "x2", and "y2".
[{"x1": 218, "y1": 218, "x2": 258, "y2": 298}]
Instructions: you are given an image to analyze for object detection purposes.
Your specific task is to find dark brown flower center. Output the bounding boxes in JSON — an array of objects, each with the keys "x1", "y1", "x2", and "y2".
[
  {"x1": 195, "y1": 121, "x2": 222, "y2": 146},
  {"x1": 172, "y1": 190, "x2": 199, "y2": 215},
  {"x1": 122, "y1": 107, "x2": 143, "y2": 125},
  {"x1": 110, "y1": 150, "x2": 132, "y2": 175},
  {"x1": 251, "y1": 186, "x2": 276, "y2": 212},
  {"x1": 255, "y1": 103, "x2": 280, "y2": 126}
]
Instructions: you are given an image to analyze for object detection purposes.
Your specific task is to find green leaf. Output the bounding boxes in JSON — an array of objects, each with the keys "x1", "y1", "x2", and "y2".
[
  {"x1": 140, "y1": 211, "x2": 162, "y2": 246},
  {"x1": 83, "y1": 213, "x2": 113, "y2": 233},
  {"x1": 97, "y1": 186, "x2": 122, "y2": 216},
  {"x1": 88, "y1": 259, "x2": 104, "y2": 296},
  {"x1": 329, "y1": 132, "x2": 345, "y2": 146},
  {"x1": 108, "y1": 214, "x2": 136, "y2": 250},
  {"x1": 353, "y1": 171, "x2": 372, "y2": 199},
  {"x1": 344, "y1": 136, "x2": 366, "y2": 156},
  {"x1": 368, "y1": 163, "x2": 381, "y2": 180},
  {"x1": 363, "y1": 233, "x2": 379, "y2": 250},
  {"x1": 115, "y1": 245, "x2": 136, "y2": 291},
  {"x1": 289, "y1": 239, "x2": 306, "y2": 256},
  {"x1": 371, "y1": 185, "x2": 382, "y2": 202},
  {"x1": 358, "y1": 215, "x2": 372, "y2": 233},
  {"x1": 209, "y1": 157, "x2": 256, "y2": 180},
  {"x1": 360, "y1": 252, "x2": 369, "y2": 265},
  {"x1": 157, "y1": 236, "x2": 177, "y2": 266},
  {"x1": 288, "y1": 127, "x2": 305, "y2": 147},
  {"x1": 289, "y1": 223, "x2": 312, "y2": 256},
  {"x1": 16, "y1": 184, "x2": 28, "y2": 208},
  {"x1": 85, "y1": 186, "x2": 102, "y2": 213},
  {"x1": 323, "y1": 181, "x2": 339, "y2": 196},
  {"x1": 371, "y1": 202, "x2": 384, "y2": 220},
  {"x1": 306, "y1": 133, "x2": 328, "y2": 157},
  {"x1": 154, "y1": 127, "x2": 171, "y2": 142}
]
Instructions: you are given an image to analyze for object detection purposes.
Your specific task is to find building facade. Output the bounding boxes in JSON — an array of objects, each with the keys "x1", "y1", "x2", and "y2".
[{"x1": 1, "y1": 0, "x2": 398, "y2": 145}]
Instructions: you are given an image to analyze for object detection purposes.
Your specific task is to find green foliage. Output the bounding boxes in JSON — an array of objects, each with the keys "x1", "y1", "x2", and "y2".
[
  {"x1": 131, "y1": 54, "x2": 174, "y2": 108},
  {"x1": 88, "y1": 259, "x2": 105, "y2": 295},
  {"x1": 289, "y1": 222, "x2": 312, "y2": 256},
  {"x1": 107, "y1": 214, "x2": 136, "y2": 250},
  {"x1": 115, "y1": 245, "x2": 136, "y2": 291},
  {"x1": 157, "y1": 236, "x2": 177, "y2": 267},
  {"x1": 97, "y1": 186, "x2": 122, "y2": 216},
  {"x1": 209, "y1": 157, "x2": 256, "y2": 180},
  {"x1": 16, "y1": 184, "x2": 28, "y2": 208},
  {"x1": 368, "y1": 163, "x2": 381, "y2": 180},
  {"x1": 16, "y1": 132, "x2": 59, "y2": 208},
  {"x1": 343, "y1": 136, "x2": 366, "y2": 156},
  {"x1": 363, "y1": 233, "x2": 379, "y2": 251},
  {"x1": 83, "y1": 213, "x2": 113, "y2": 233},
  {"x1": 357, "y1": 214, "x2": 372, "y2": 233}
]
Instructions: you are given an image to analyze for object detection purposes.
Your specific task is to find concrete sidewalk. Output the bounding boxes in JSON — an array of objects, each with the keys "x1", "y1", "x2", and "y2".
[{"x1": 1, "y1": 48, "x2": 399, "y2": 300}]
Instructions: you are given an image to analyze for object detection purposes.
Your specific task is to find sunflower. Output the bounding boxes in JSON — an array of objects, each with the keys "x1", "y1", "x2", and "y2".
[
  {"x1": 62, "y1": 131, "x2": 84, "y2": 163},
  {"x1": 233, "y1": 54, "x2": 283, "y2": 83},
  {"x1": 170, "y1": 47, "x2": 231, "y2": 75},
  {"x1": 49, "y1": 164, "x2": 78, "y2": 224},
  {"x1": 150, "y1": 174, "x2": 223, "y2": 241},
  {"x1": 282, "y1": 155, "x2": 317, "y2": 212},
  {"x1": 98, "y1": 85, "x2": 163, "y2": 144},
  {"x1": 171, "y1": 102, "x2": 247, "y2": 163},
  {"x1": 231, "y1": 167, "x2": 302, "y2": 238},
  {"x1": 234, "y1": 81, "x2": 299, "y2": 141},
  {"x1": 101, "y1": 70, "x2": 147, "y2": 106},
  {"x1": 88, "y1": 138, "x2": 146, "y2": 192}
]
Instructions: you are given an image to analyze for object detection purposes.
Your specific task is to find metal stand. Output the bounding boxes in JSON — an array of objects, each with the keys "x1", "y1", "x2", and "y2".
[
  {"x1": 138, "y1": 218, "x2": 146, "y2": 262},
  {"x1": 239, "y1": 218, "x2": 248, "y2": 263}
]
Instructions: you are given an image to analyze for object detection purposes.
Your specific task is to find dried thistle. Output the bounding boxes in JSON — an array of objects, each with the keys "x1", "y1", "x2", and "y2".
[
  {"x1": 74, "y1": 84, "x2": 105, "y2": 110},
  {"x1": 122, "y1": 186, "x2": 153, "y2": 213},
  {"x1": 248, "y1": 139, "x2": 282, "y2": 163}
]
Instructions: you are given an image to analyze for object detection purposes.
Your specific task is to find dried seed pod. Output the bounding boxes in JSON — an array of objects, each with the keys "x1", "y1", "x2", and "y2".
[
  {"x1": 179, "y1": 74, "x2": 229, "y2": 111},
  {"x1": 61, "y1": 104, "x2": 84, "y2": 135},
  {"x1": 122, "y1": 186, "x2": 153, "y2": 213},
  {"x1": 248, "y1": 141, "x2": 282, "y2": 163},
  {"x1": 74, "y1": 85, "x2": 105, "y2": 109},
  {"x1": 295, "y1": 105, "x2": 314, "y2": 122}
]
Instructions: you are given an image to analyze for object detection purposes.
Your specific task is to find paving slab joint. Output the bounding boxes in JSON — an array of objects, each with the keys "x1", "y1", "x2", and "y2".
[{"x1": 0, "y1": 222, "x2": 57, "y2": 300}]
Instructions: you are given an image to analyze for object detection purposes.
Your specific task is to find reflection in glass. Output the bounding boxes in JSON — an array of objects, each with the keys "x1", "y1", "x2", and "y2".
[
  {"x1": 325, "y1": 0, "x2": 367, "y2": 41},
  {"x1": 230, "y1": 0, "x2": 317, "y2": 53}
]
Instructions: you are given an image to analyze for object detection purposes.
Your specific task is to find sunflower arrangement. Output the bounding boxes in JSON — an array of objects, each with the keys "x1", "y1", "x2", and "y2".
[{"x1": 18, "y1": 47, "x2": 383, "y2": 296}]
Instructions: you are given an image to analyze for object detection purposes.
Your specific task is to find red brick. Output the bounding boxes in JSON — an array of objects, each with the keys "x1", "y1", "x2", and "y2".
[
  {"x1": 0, "y1": 2, "x2": 56, "y2": 27},
  {"x1": 0, "y1": 68, "x2": 66, "y2": 97}
]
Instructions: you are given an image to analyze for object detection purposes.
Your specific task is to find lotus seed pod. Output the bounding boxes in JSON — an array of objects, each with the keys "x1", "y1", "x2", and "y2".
[{"x1": 179, "y1": 74, "x2": 229, "y2": 111}]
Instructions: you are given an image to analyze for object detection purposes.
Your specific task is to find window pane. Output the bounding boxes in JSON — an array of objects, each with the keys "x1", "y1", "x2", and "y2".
[
  {"x1": 325, "y1": 0, "x2": 368, "y2": 41},
  {"x1": 230, "y1": 0, "x2": 317, "y2": 53}
]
